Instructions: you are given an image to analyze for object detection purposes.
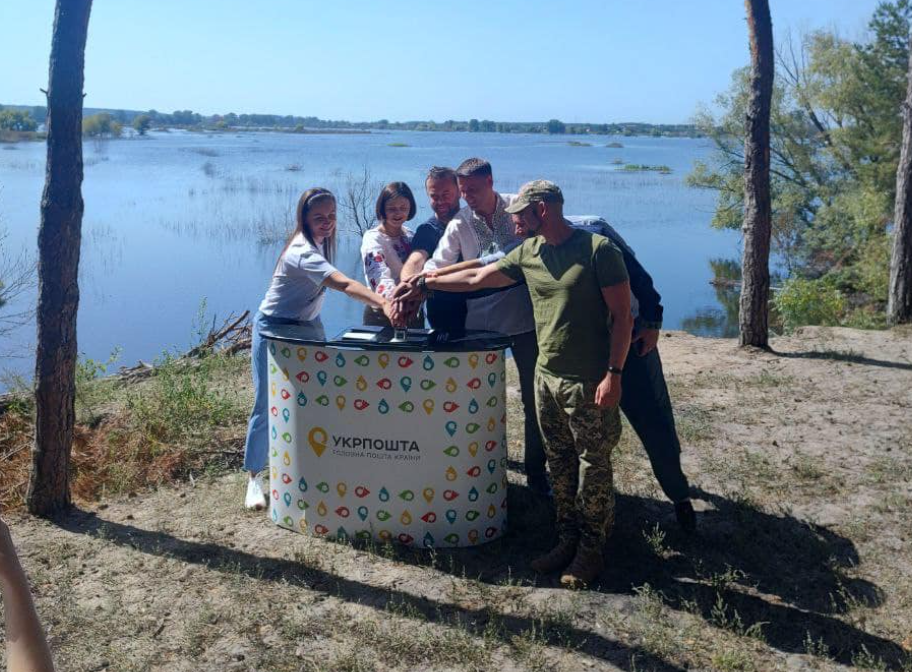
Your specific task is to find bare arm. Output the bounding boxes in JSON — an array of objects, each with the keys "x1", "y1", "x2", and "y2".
[
  {"x1": 400, "y1": 250, "x2": 429, "y2": 281},
  {"x1": 425, "y1": 257, "x2": 484, "y2": 278},
  {"x1": 1, "y1": 519, "x2": 55, "y2": 672},
  {"x1": 323, "y1": 271, "x2": 389, "y2": 314},
  {"x1": 426, "y1": 264, "x2": 515, "y2": 293},
  {"x1": 595, "y1": 281, "x2": 633, "y2": 408}
]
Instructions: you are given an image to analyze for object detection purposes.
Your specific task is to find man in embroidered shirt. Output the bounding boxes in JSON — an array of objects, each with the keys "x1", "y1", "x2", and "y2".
[{"x1": 425, "y1": 158, "x2": 548, "y2": 495}]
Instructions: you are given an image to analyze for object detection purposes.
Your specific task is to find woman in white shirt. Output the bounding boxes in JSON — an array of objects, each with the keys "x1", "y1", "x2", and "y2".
[
  {"x1": 360, "y1": 182, "x2": 424, "y2": 327},
  {"x1": 244, "y1": 187, "x2": 395, "y2": 509}
]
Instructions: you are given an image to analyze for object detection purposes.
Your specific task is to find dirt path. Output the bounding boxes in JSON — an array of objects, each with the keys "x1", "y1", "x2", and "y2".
[{"x1": 3, "y1": 327, "x2": 911, "y2": 672}]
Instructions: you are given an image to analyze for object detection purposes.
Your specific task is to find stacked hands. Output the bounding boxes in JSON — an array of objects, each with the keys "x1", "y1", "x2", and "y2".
[{"x1": 386, "y1": 272, "x2": 434, "y2": 328}]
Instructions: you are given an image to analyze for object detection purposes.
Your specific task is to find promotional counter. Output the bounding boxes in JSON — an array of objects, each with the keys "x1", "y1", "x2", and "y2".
[{"x1": 261, "y1": 325, "x2": 511, "y2": 548}]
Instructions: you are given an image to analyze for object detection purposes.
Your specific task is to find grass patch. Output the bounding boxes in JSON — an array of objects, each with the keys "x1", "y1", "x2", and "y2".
[
  {"x1": 620, "y1": 163, "x2": 672, "y2": 174},
  {"x1": 0, "y1": 348, "x2": 250, "y2": 509}
]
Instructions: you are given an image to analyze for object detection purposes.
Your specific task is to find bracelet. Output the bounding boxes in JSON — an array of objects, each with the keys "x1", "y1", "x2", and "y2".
[{"x1": 607, "y1": 365, "x2": 623, "y2": 376}]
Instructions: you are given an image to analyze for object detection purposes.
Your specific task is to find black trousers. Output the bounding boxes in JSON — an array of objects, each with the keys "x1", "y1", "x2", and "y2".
[
  {"x1": 511, "y1": 330, "x2": 547, "y2": 481},
  {"x1": 620, "y1": 346, "x2": 691, "y2": 503}
]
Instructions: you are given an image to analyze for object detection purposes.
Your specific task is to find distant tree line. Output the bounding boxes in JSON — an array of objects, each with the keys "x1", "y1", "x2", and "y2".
[{"x1": 0, "y1": 103, "x2": 705, "y2": 138}]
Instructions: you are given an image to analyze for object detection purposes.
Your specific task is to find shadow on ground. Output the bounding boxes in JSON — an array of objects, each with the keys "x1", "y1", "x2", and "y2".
[
  {"x1": 352, "y1": 485, "x2": 905, "y2": 669},
  {"x1": 55, "y1": 504, "x2": 684, "y2": 672},
  {"x1": 53, "y1": 483, "x2": 907, "y2": 670},
  {"x1": 774, "y1": 349, "x2": 912, "y2": 371}
]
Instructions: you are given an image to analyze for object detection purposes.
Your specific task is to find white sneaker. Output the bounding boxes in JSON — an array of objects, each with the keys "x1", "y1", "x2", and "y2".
[{"x1": 245, "y1": 476, "x2": 267, "y2": 511}]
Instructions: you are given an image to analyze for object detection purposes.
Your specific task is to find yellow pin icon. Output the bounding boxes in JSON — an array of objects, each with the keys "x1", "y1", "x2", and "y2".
[
  {"x1": 282, "y1": 450, "x2": 291, "y2": 466},
  {"x1": 487, "y1": 417, "x2": 496, "y2": 431},
  {"x1": 423, "y1": 399, "x2": 435, "y2": 415},
  {"x1": 468, "y1": 441, "x2": 478, "y2": 457},
  {"x1": 271, "y1": 466, "x2": 278, "y2": 480},
  {"x1": 308, "y1": 427, "x2": 328, "y2": 457},
  {"x1": 378, "y1": 353, "x2": 390, "y2": 369},
  {"x1": 468, "y1": 353, "x2": 479, "y2": 369},
  {"x1": 317, "y1": 501, "x2": 327, "y2": 516},
  {"x1": 446, "y1": 377, "x2": 457, "y2": 393},
  {"x1": 488, "y1": 504, "x2": 496, "y2": 518},
  {"x1": 400, "y1": 510, "x2": 412, "y2": 525},
  {"x1": 423, "y1": 487, "x2": 434, "y2": 503},
  {"x1": 445, "y1": 466, "x2": 457, "y2": 481},
  {"x1": 297, "y1": 347, "x2": 307, "y2": 362},
  {"x1": 336, "y1": 395, "x2": 346, "y2": 410},
  {"x1": 337, "y1": 482, "x2": 347, "y2": 497},
  {"x1": 356, "y1": 375, "x2": 368, "y2": 391},
  {"x1": 270, "y1": 381, "x2": 277, "y2": 397}
]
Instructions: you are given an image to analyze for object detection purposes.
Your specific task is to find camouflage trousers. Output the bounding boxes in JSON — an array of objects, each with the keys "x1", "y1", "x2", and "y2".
[{"x1": 534, "y1": 371, "x2": 621, "y2": 553}]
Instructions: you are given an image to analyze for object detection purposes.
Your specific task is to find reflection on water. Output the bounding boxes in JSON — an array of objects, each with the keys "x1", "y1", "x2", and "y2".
[{"x1": 680, "y1": 259, "x2": 742, "y2": 338}]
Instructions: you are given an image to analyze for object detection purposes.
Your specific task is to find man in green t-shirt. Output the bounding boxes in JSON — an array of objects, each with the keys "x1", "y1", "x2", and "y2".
[{"x1": 396, "y1": 180, "x2": 633, "y2": 587}]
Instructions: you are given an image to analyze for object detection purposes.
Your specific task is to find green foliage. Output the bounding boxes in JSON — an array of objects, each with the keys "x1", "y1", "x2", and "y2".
[
  {"x1": 774, "y1": 277, "x2": 847, "y2": 331},
  {"x1": 75, "y1": 348, "x2": 122, "y2": 423},
  {"x1": 125, "y1": 353, "x2": 246, "y2": 445},
  {"x1": 546, "y1": 119, "x2": 566, "y2": 134},
  {"x1": 83, "y1": 112, "x2": 123, "y2": 138},
  {"x1": 131, "y1": 114, "x2": 152, "y2": 136},
  {"x1": 689, "y1": 1, "x2": 911, "y2": 327},
  {"x1": 0, "y1": 109, "x2": 37, "y2": 132}
]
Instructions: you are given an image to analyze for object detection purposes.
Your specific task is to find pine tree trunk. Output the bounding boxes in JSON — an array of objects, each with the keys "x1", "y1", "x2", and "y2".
[
  {"x1": 27, "y1": 0, "x2": 93, "y2": 517},
  {"x1": 888, "y1": 38, "x2": 912, "y2": 325},
  {"x1": 739, "y1": 0, "x2": 774, "y2": 348}
]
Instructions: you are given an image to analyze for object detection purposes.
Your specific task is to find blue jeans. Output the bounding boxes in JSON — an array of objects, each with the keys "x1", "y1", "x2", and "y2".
[{"x1": 243, "y1": 312, "x2": 319, "y2": 473}]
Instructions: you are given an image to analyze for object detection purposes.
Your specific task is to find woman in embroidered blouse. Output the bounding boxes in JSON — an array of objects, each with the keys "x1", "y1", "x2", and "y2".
[{"x1": 360, "y1": 181, "x2": 424, "y2": 327}]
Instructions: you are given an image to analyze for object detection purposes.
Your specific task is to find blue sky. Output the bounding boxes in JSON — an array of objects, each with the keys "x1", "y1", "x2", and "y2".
[{"x1": 1, "y1": 0, "x2": 884, "y2": 124}]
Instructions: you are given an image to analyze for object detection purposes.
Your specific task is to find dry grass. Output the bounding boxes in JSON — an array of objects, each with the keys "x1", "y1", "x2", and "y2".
[{"x1": 0, "y1": 352, "x2": 249, "y2": 509}]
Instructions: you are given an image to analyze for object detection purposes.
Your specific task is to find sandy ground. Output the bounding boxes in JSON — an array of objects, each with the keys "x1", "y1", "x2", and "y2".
[{"x1": 2, "y1": 326, "x2": 911, "y2": 672}]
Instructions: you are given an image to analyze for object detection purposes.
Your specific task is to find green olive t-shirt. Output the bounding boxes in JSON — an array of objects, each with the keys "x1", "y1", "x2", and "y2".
[{"x1": 496, "y1": 229, "x2": 629, "y2": 381}]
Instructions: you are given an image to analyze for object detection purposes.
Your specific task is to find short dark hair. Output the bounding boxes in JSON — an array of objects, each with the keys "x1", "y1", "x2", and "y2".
[
  {"x1": 375, "y1": 181, "x2": 417, "y2": 222},
  {"x1": 425, "y1": 166, "x2": 457, "y2": 185},
  {"x1": 456, "y1": 158, "x2": 492, "y2": 178}
]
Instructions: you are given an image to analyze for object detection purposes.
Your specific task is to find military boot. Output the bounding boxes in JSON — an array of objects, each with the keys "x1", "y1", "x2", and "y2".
[
  {"x1": 559, "y1": 546, "x2": 604, "y2": 588},
  {"x1": 530, "y1": 538, "x2": 577, "y2": 574}
]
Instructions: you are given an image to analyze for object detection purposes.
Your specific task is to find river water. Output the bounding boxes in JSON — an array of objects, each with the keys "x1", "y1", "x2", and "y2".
[{"x1": 0, "y1": 129, "x2": 740, "y2": 390}]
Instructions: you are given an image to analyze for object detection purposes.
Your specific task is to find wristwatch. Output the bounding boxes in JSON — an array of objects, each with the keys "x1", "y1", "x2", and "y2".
[
  {"x1": 607, "y1": 365, "x2": 623, "y2": 376},
  {"x1": 418, "y1": 276, "x2": 433, "y2": 296}
]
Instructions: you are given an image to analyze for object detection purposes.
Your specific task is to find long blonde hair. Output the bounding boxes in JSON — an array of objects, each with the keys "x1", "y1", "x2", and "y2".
[{"x1": 275, "y1": 187, "x2": 337, "y2": 272}]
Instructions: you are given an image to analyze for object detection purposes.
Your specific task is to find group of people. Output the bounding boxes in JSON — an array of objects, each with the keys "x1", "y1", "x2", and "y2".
[{"x1": 242, "y1": 158, "x2": 696, "y2": 587}]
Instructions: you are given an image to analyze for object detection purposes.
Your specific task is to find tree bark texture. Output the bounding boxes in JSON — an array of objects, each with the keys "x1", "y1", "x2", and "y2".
[
  {"x1": 739, "y1": 0, "x2": 774, "y2": 348},
  {"x1": 27, "y1": 0, "x2": 93, "y2": 516},
  {"x1": 888, "y1": 37, "x2": 912, "y2": 325}
]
